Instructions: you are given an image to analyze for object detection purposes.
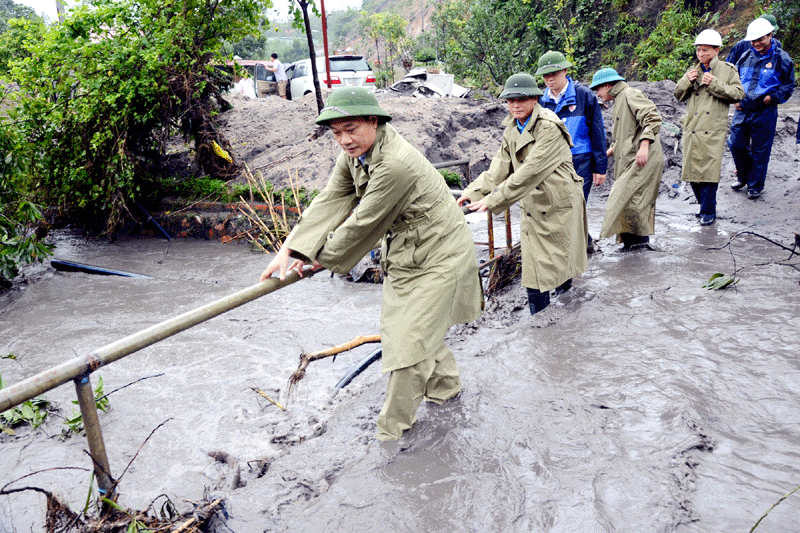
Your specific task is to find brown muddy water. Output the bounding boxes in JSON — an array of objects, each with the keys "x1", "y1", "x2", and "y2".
[{"x1": 1, "y1": 193, "x2": 799, "y2": 532}]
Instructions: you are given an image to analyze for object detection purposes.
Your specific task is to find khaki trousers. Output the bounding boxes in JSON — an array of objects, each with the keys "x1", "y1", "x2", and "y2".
[{"x1": 376, "y1": 342, "x2": 461, "y2": 441}]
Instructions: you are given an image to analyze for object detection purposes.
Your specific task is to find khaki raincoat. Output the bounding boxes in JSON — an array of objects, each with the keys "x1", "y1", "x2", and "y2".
[
  {"x1": 463, "y1": 105, "x2": 587, "y2": 291},
  {"x1": 673, "y1": 55, "x2": 744, "y2": 183},
  {"x1": 600, "y1": 81, "x2": 664, "y2": 240},
  {"x1": 283, "y1": 123, "x2": 482, "y2": 373}
]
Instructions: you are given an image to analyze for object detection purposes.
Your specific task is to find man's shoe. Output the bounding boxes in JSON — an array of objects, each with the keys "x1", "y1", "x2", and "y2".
[
  {"x1": 699, "y1": 214, "x2": 715, "y2": 226},
  {"x1": 587, "y1": 234, "x2": 600, "y2": 254},
  {"x1": 731, "y1": 181, "x2": 746, "y2": 191},
  {"x1": 747, "y1": 189, "x2": 762, "y2": 200}
]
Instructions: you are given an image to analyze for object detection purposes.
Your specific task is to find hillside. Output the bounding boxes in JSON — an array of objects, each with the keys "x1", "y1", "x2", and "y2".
[{"x1": 318, "y1": 0, "x2": 797, "y2": 87}]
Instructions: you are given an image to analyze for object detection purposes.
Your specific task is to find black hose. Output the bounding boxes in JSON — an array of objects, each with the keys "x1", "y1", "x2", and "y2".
[
  {"x1": 135, "y1": 201, "x2": 172, "y2": 241},
  {"x1": 50, "y1": 259, "x2": 150, "y2": 278},
  {"x1": 331, "y1": 347, "x2": 382, "y2": 397}
]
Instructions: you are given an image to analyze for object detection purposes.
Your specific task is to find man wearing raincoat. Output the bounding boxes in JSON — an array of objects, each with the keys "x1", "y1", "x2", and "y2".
[
  {"x1": 674, "y1": 29, "x2": 744, "y2": 226},
  {"x1": 260, "y1": 88, "x2": 483, "y2": 441},
  {"x1": 590, "y1": 68, "x2": 664, "y2": 250},
  {"x1": 458, "y1": 73, "x2": 587, "y2": 315}
]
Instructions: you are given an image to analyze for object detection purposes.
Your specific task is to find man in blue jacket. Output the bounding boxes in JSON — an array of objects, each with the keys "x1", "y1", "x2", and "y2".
[
  {"x1": 726, "y1": 14, "x2": 781, "y2": 65},
  {"x1": 536, "y1": 51, "x2": 607, "y2": 251},
  {"x1": 729, "y1": 17, "x2": 795, "y2": 200}
]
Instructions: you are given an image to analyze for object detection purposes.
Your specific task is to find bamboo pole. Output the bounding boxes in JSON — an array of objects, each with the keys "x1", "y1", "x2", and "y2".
[
  {"x1": 75, "y1": 373, "x2": 116, "y2": 501},
  {"x1": 0, "y1": 268, "x2": 322, "y2": 413}
]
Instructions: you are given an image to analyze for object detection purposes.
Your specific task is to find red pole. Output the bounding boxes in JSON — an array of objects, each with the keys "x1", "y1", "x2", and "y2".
[{"x1": 320, "y1": 0, "x2": 332, "y2": 88}]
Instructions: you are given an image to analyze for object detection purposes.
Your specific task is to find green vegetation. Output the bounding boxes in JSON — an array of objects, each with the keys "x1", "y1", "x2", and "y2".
[
  {"x1": 64, "y1": 376, "x2": 109, "y2": 435},
  {"x1": 359, "y1": 11, "x2": 415, "y2": 83},
  {"x1": 0, "y1": 0, "x2": 271, "y2": 283},
  {"x1": 439, "y1": 169, "x2": 463, "y2": 188},
  {"x1": 632, "y1": 8, "x2": 721, "y2": 81},
  {"x1": 164, "y1": 175, "x2": 317, "y2": 207},
  {"x1": 703, "y1": 272, "x2": 740, "y2": 290},
  {"x1": 1, "y1": 373, "x2": 52, "y2": 434}
]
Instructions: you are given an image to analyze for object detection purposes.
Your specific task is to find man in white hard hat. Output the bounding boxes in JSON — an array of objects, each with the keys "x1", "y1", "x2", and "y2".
[
  {"x1": 726, "y1": 14, "x2": 782, "y2": 65},
  {"x1": 728, "y1": 17, "x2": 794, "y2": 200},
  {"x1": 674, "y1": 29, "x2": 744, "y2": 226}
]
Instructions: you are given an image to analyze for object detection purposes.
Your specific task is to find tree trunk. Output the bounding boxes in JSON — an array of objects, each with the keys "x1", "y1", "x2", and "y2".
[{"x1": 301, "y1": 1, "x2": 325, "y2": 114}]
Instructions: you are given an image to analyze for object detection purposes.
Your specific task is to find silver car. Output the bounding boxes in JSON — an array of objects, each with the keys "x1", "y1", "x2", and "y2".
[{"x1": 285, "y1": 55, "x2": 376, "y2": 100}]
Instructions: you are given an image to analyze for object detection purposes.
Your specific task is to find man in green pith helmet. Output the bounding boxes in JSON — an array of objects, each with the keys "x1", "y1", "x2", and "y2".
[
  {"x1": 260, "y1": 87, "x2": 483, "y2": 441},
  {"x1": 590, "y1": 67, "x2": 664, "y2": 250},
  {"x1": 536, "y1": 51, "x2": 607, "y2": 253},
  {"x1": 457, "y1": 73, "x2": 587, "y2": 315}
]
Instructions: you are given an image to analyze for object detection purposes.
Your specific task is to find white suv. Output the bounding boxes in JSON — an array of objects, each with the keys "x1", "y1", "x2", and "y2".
[{"x1": 285, "y1": 55, "x2": 376, "y2": 100}]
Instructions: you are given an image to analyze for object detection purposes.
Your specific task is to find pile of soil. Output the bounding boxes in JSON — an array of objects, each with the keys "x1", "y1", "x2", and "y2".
[
  {"x1": 212, "y1": 89, "x2": 508, "y2": 191},
  {"x1": 209, "y1": 82, "x2": 799, "y2": 207}
]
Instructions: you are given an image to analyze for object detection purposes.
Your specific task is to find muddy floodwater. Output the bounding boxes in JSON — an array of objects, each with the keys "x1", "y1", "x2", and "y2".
[{"x1": 2, "y1": 186, "x2": 799, "y2": 532}]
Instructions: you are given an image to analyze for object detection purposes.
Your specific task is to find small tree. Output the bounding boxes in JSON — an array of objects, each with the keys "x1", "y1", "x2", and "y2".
[{"x1": 6, "y1": 0, "x2": 272, "y2": 235}]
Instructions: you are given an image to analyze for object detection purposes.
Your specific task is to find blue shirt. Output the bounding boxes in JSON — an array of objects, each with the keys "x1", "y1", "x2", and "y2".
[{"x1": 539, "y1": 76, "x2": 608, "y2": 174}]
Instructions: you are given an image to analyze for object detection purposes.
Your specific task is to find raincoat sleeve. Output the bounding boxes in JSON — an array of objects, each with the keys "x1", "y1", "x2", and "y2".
[
  {"x1": 482, "y1": 121, "x2": 567, "y2": 213},
  {"x1": 674, "y1": 69, "x2": 696, "y2": 102},
  {"x1": 315, "y1": 158, "x2": 416, "y2": 274},
  {"x1": 626, "y1": 90, "x2": 662, "y2": 145},
  {"x1": 463, "y1": 136, "x2": 513, "y2": 202},
  {"x1": 284, "y1": 153, "x2": 359, "y2": 263},
  {"x1": 771, "y1": 51, "x2": 795, "y2": 105}
]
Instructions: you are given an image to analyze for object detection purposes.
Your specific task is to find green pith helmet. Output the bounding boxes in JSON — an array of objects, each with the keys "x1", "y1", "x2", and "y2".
[
  {"x1": 759, "y1": 13, "x2": 778, "y2": 32},
  {"x1": 589, "y1": 68, "x2": 626, "y2": 90},
  {"x1": 498, "y1": 73, "x2": 544, "y2": 99},
  {"x1": 535, "y1": 50, "x2": 572, "y2": 76},
  {"x1": 315, "y1": 88, "x2": 392, "y2": 126}
]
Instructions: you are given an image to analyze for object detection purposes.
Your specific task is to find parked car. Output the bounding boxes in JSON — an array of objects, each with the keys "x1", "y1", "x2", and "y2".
[
  {"x1": 224, "y1": 59, "x2": 278, "y2": 98},
  {"x1": 285, "y1": 55, "x2": 376, "y2": 100}
]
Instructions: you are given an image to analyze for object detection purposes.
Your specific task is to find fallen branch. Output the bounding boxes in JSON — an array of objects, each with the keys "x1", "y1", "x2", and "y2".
[
  {"x1": 288, "y1": 335, "x2": 381, "y2": 391},
  {"x1": 251, "y1": 387, "x2": 286, "y2": 411},
  {"x1": 706, "y1": 231, "x2": 800, "y2": 280},
  {"x1": 750, "y1": 484, "x2": 800, "y2": 532}
]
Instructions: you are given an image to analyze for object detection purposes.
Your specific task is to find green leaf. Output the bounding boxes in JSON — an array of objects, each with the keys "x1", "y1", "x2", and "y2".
[{"x1": 702, "y1": 273, "x2": 740, "y2": 290}]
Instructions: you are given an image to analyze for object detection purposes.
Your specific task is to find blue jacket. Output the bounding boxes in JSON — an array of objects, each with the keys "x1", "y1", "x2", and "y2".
[
  {"x1": 540, "y1": 77, "x2": 608, "y2": 174},
  {"x1": 735, "y1": 40, "x2": 795, "y2": 113},
  {"x1": 726, "y1": 37, "x2": 782, "y2": 66}
]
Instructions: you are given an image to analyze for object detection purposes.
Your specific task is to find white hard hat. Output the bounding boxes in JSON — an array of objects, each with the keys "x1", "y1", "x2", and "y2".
[
  {"x1": 694, "y1": 29, "x2": 722, "y2": 47},
  {"x1": 745, "y1": 18, "x2": 773, "y2": 41}
]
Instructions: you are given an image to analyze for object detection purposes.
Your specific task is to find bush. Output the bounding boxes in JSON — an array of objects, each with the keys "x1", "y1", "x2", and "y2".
[{"x1": 439, "y1": 169, "x2": 462, "y2": 188}]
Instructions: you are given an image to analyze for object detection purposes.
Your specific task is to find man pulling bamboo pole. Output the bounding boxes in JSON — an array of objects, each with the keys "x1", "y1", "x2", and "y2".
[{"x1": 260, "y1": 88, "x2": 483, "y2": 441}]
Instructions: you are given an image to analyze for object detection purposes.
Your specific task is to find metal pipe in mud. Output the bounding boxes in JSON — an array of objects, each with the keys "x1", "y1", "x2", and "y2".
[{"x1": 0, "y1": 268, "x2": 322, "y2": 413}]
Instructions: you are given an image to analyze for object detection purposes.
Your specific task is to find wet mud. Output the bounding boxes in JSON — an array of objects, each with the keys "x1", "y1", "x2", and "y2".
[{"x1": 3, "y1": 94, "x2": 800, "y2": 532}]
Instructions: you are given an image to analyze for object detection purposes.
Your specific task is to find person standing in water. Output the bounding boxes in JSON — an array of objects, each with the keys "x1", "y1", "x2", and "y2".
[
  {"x1": 260, "y1": 88, "x2": 482, "y2": 441},
  {"x1": 458, "y1": 73, "x2": 586, "y2": 315},
  {"x1": 590, "y1": 68, "x2": 664, "y2": 250}
]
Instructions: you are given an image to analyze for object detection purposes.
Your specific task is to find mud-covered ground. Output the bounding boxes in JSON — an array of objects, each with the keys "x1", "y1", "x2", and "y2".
[{"x1": 2, "y1": 86, "x2": 800, "y2": 532}]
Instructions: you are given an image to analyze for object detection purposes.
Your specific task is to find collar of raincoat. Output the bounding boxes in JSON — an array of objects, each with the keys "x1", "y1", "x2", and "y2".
[
  {"x1": 608, "y1": 80, "x2": 628, "y2": 99},
  {"x1": 355, "y1": 123, "x2": 389, "y2": 170}
]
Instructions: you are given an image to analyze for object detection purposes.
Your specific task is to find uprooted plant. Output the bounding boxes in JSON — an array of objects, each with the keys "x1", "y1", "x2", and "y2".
[{"x1": 235, "y1": 165, "x2": 308, "y2": 252}]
